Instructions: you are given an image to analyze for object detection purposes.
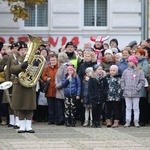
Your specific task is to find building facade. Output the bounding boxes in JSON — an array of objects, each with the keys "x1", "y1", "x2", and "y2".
[{"x1": 0, "y1": 0, "x2": 148, "y2": 51}]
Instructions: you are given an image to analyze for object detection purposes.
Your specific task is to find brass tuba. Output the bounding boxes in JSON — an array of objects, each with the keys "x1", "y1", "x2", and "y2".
[{"x1": 18, "y1": 34, "x2": 46, "y2": 88}]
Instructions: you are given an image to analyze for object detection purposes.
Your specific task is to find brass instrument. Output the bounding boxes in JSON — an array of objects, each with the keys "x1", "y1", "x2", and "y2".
[{"x1": 18, "y1": 34, "x2": 46, "y2": 88}]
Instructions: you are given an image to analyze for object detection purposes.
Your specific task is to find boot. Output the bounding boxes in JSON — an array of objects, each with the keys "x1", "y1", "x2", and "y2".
[
  {"x1": 65, "y1": 118, "x2": 70, "y2": 127},
  {"x1": 1, "y1": 117, "x2": 7, "y2": 125},
  {"x1": 124, "y1": 120, "x2": 130, "y2": 127},
  {"x1": 25, "y1": 120, "x2": 35, "y2": 133},
  {"x1": 112, "y1": 120, "x2": 119, "y2": 128},
  {"x1": 8, "y1": 115, "x2": 15, "y2": 127},
  {"x1": 106, "y1": 119, "x2": 112, "y2": 127},
  {"x1": 90, "y1": 120, "x2": 93, "y2": 127},
  {"x1": 71, "y1": 118, "x2": 76, "y2": 127},
  {"x1": 83, "y1": 120, "x2": 89, "y2": 127},
  {"x1": 18, "y1": 120, "x2": 26, "y2": 133},
  {"x1": 91, "y1": 121, "x2": 97, "y2": 128},
  {"x1": 14, "y1": 116, "x2": 20, "y2": 129},
  {"x1": 96, "y1": 121, "x2": 101, "y2": 128},
  {"x1": 134, "y1": 120, "x2": 140, "y2": 128}
]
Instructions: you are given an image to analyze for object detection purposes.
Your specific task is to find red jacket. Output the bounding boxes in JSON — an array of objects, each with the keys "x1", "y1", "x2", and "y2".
[{"x1": 42, "y1": 64, "x2": 58, "y2": 97}]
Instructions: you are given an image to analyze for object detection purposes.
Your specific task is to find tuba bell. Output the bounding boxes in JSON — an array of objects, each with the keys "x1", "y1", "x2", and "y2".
[{"x1": 18, "y1": 34, "x2": 46, "y2": 88}]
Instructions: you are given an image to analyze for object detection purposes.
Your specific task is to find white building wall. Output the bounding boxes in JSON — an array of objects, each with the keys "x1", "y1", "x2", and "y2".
[{"x1": 0, "y1": 0, "x2": 142, "y2": 51}]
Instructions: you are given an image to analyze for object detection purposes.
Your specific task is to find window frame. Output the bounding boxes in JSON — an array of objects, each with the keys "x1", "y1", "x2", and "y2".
[
  {"x1": 83, "y1": 0, "x2": 109, "y2": 30},
  {"x1": 20, "y1": 2, "x2": 49, "y2": 30}
]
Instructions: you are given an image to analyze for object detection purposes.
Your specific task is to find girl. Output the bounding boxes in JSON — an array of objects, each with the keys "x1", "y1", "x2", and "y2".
[
  {"x1": 121, "y1": 55, "x2": 145, "y2": 127},
  {"x1": 88, "y1": 64, "x2": 108, "y2": 128},
  {"x1": 106, "y1": 65, "x2": 122, "y2": 128},
  {"x1": 82, "y1": 67, "x2": 93, "y2": 127},
  {"x1": 61, "y1": 64, "x2": 81, "y2": 127}
]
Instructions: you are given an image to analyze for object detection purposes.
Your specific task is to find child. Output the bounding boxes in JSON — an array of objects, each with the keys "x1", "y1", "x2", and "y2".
[
  {"x1": 61, "y1": 64, "x2": 81, "y2": 127},
  {"x1": 106, "y1": 65, "x2": 122, "y2": 128},
  {"x1": 81, "y1": 67, "x2": 93, "y2": 127},
  {"x1": 121, "y1": 55, "x2": 145, "y2": 127},
  {"x1": 88, "y1": 64, "x2": 108, "y2": 127}
]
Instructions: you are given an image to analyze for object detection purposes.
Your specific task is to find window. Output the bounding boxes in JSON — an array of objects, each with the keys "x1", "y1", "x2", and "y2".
[
  {"x1": 84, "y1": 0, "x2": 107, "y2": 26},
  {"x1": 24, "y1": 2, "x2": 48, "y2": 27}
]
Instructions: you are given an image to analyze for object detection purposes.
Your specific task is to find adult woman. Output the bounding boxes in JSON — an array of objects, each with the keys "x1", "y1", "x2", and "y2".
[
  {"x1": 42, "y1": 53, "x2": 58, "y2": 125},
  {"x1": 55, "y1": 52, "x2": 69, "y2": 125},
  {"x1": 116, "y1": 47, "x2": 131, "y2": 125}
]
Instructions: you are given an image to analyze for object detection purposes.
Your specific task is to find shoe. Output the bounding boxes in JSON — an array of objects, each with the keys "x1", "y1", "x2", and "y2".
[
  {"x1": 112, "y1": 120, "x2": 119, "y2": 128},
  {"x1": 124, "y1": 120, "x2": 130, "y2": 127},
  {"x1": 14, "y1": 125, "x2": 20, "y2": 129},
  {"x1": 56, "y1": 121, "x2": 65, "y2": 125},
  {"x1": 26, "y1": 130, "x2": 35, "y2": 133},
  {"x1": 83, "y1": 121, "x2": 89, "y2": 127},
  {"x1": 106, "y1": 119, "x2": 112, "y2": 127},
  {"x1": 18, "y1": 130, "x2": 25, "y2": 133},
  {"x1": 134, "y1": 120, "x2": 140, "y2": 128},
  {"x1": 8, "y1": 124, "x2": 14, "y2": 127},
  {"x1": 139, "y1": 122, "x2": 146, "y2": 126},
  {"x1": 48, "y1": 121, "x2": 54, "y2": 125}
]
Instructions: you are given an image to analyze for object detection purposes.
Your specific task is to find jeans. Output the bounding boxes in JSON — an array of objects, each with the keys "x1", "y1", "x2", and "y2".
[{"x1": 125, "y1": 97, "x2": 139, "y2": 121}]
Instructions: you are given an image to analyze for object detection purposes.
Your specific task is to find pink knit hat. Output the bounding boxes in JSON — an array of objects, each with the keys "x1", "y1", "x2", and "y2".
[
  {"x1": 67, "y1": 65, "x2": 75, "y2": 72},
  {"x1": 128, "y1": 55, "x2": 138, "y2": 64},
  {"x1": 110, "y1": 65, "x2": 118, "y2": 72}
]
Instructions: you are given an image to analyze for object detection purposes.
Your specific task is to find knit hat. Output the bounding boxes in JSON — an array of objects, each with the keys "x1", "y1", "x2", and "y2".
[
  {"x1": 110, "y1": 65, "x2": 118, "y2": 72},
  {"x1": 104, "y1": 49, "x2": 113, "y2": 55},
  {"x1": 0, "y1": 42, "x2": 3, "y2": 51},
  {"x1": 85, "y1": 67, "x2": 93, "y2": 73},
  {"x1": 93, "y1": 64, "x2": 101, "y2": 72},
  {"x1": 128, "y1": 55, "x2": 138, "y2": 64},
  {"x1": 110, "y1": 38, "x2": 118, "y2": 46},
  {"x1": 67, "y1": 65, "x2": 75, "y2": 72}
]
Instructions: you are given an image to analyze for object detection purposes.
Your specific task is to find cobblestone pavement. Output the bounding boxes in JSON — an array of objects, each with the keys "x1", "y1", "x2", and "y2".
[{"x1": 0, "y1": 122, "x2": 150, "y2": 150}]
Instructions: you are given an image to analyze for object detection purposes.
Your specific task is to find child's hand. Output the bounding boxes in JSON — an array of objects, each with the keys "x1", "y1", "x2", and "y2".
[
  {"x1": 67, "y1": 74, "x2": 72, "y2": 80},
  {"x1": 76, "y1": 96, "x2": 80, "y2": 99}
]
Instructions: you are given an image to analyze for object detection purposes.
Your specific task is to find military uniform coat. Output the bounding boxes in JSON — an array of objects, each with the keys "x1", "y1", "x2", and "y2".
[{"x1": 10, "y1": 52, "x2": 36, "y2": 110}]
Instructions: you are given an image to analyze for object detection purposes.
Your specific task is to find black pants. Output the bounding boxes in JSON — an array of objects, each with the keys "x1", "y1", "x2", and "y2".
[
  {"x1": 92, "y1": 103, "x2": 102, "y2": 123},
  {"x1": 139, "y1": 97, "x2": 147, "y2": 123},
  {"x1": 106, "y1": 101, "x2": 120, "y2": 120}
]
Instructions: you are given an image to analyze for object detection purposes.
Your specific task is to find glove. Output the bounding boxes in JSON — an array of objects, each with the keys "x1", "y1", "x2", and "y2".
[{"x1": 21, "y1": 61, "x2": 28, "y2": 69}]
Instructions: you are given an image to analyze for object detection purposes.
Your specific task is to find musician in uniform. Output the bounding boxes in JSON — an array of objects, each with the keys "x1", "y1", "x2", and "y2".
[{"x1": 10, "y1": 43, "x2": 36, "y2": 133}]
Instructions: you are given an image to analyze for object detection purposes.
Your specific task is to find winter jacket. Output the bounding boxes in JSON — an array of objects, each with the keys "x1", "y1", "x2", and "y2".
[
  {"x1": 106, "y1": 74, "x2": 122, "y2": 101},
  {"x1": 121, "y1": 67, "x2": 145, "y2": 98},
  {"x1": 100, "y1": 57, "x2": 116, "y2": 73},
  {"x1": 116, "y1": 58, "x2": 128, "y2": 75},
  {"x1": 62, "y1": 75, "x2": 81, "y2": 97},
  {"x1": 55, "y1": 63, "x2": 67, "y2": 99},
  {"x1": 78, "y1": 61, "x2": 96, "y2": 82},
  {"x1": 42, "y1": 64, "x2": 58, "y2": 97},
  {"x1": 81, "y1": 79, "x2": 90, "y2": 104},
  {"x1": 88, "y1": 71, "x2": 108, "y2": 104}
]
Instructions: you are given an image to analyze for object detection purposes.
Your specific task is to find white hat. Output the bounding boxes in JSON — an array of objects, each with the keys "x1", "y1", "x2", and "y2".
[
  {"x1": 111, "y1": 48, "x2": 118, "y2": 54},
  {"x1": 104, "y1": 49, "x2": 113, "y2": 55}
]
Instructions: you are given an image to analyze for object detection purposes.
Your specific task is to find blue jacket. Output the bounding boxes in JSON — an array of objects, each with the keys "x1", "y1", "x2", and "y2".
[
  {"x1": 116, "y1": 58, "x2": 128, "y2": 75},
  {"x1": 62, "y1": 75, "x2": 81, "y2": 97},
  {"x1": 81, "y1": 80, "x2": 90, "y2": 104}
]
